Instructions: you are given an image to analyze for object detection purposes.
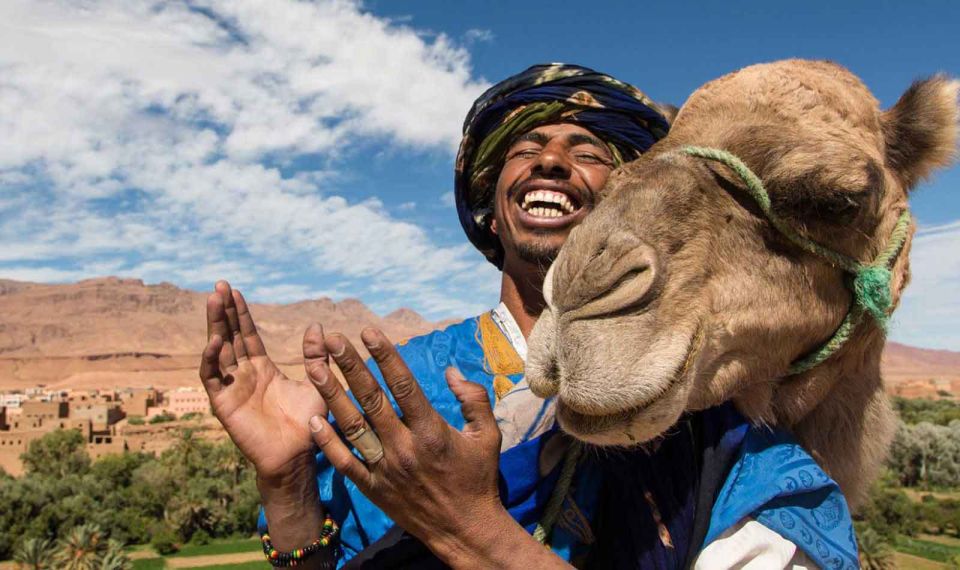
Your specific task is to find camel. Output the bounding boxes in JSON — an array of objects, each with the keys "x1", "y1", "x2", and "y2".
[{"x1": 526, "y1": 59, "x2": 958, "y2": 507}]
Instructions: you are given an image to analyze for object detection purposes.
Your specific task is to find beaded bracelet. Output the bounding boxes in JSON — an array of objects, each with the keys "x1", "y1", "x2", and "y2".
[{"x1": 261, "y1": 514, "x2": 339, "y2": 568}]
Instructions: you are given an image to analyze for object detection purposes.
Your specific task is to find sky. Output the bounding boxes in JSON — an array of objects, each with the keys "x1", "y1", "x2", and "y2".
[{"x1": 0, "y1": 0, "x2": 957, "y2": 349}]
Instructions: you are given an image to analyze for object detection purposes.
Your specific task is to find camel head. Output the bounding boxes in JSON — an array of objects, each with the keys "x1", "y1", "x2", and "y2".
[{"x1": 526, "y1": 59, "x2": 958, "y2": 505}]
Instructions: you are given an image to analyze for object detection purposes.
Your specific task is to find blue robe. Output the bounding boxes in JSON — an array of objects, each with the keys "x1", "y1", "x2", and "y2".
[{"x1": 259, "y1": 315, "x2": 858, "y2": 569}]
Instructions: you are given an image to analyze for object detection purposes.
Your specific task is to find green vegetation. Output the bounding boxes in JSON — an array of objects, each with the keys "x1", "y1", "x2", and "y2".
[
  {"x1": 12, "y1": 523, "x2": 131, "y2": 569},
  {"x1": 128, "y1": 416, "x2": 145, "y2": 425},
  {"x1": 894, "y1": 535, "x2": 960, "y2": 563},
  {"x1": 856, "y1": 398, "x2": 960, "y2": 565},
  {"x1": 20, "y1": 428, "x2": 91, "y2": 478},
  {"x1": 888, "y1": 419, "x2": 960, "y2": 489},
  {"x1": 0, "y1": 428, "x2": 259, "y2": 561},
  {"x1": 168, "y1": 536, "x2": 260, "y2": 558},
  {"x1": 184, "y1": 562, "x2": 266, "y2": 570},
  {"x1": 131, "y1": 559, "x2": 166, "y2": 570},
  {"x1": 149, "y1": 412, "x2": 177, "y2": 424},
  {"x1": 857, "y1": 527, "x2": 896, "y2": 569},
  {"x1": 894, "y1": 397, "x2": 960, "y2": 426}
]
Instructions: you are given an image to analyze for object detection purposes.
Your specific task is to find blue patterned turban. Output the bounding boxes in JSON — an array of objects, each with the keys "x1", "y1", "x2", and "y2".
[{"x1": 454, "y1": 63, "x2": 671, "y2": 268}]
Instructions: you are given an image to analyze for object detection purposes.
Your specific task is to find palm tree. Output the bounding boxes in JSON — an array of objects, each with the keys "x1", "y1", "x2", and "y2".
[
  {"x1": 215, "y1": 440, "x2": 248, "y2": 486},
  {"x1": 171, "y1": 428, "x2": 206, "y2": 471},
  {"x1": 95, "y1": 540, "x2": 131, "y2": 570},
  {"x1": 858, "y1": 528, "x2": 896, "y2": 570},
  {"x1": 54, "y1": 523, "x2": 106, "y2": 570},
  {"x1": 13, "y1": 537, "x2": 54, "y2": 570}
]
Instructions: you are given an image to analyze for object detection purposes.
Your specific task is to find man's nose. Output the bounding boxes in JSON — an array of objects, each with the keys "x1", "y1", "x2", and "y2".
[
  {"x1": 552, "y1": 228, "x2": 661, "y2": 316},
  {"x1": 532, "y1": 145, "x2": 572, "y2": 177}
]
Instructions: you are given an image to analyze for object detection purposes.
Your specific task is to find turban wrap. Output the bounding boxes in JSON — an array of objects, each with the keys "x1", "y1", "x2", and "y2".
[{"x1": 454, "y1": 63, "x2": 672, "y2": 268}]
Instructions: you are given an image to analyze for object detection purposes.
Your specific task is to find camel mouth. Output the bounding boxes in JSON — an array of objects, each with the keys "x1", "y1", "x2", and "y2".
[
  {"x1": 552, "y1": 322, "x2": 704, "y2": 445},
  {"x1": 555, "y1": 363, "x2": 686, "y2": 444}
]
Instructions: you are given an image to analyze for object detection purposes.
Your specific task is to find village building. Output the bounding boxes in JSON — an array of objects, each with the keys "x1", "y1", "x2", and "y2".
[{"x1": 0, "y1": 386, "x2": 213, "y2": 476}]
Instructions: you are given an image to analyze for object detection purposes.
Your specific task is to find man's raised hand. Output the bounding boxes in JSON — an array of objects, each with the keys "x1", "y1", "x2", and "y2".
[{"x1": 198, "y1": 280, "x2": 327, "y2": 479}]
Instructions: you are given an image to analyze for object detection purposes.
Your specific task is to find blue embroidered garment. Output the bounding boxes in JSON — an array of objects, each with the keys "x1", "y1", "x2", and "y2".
[
  {"x1": 706, "y1": 427, "x2": 860, "y2": 569},
  {"x1": 257, "y1": 313, "x2": 858, "y2": 568}
]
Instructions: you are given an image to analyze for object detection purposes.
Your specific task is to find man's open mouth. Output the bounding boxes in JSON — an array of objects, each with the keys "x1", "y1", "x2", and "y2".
[
  {"x1": 513, "y1": 185, "x2": 586, "y2": 228},
  {"x1": 520, "y1": 189, "x2": 579, "y2": 218}
]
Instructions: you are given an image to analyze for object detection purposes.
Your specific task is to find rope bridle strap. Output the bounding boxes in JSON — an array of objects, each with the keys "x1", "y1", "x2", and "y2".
[
  {"x1": 533, "y1": 439, "x2": 583, "y2": 545},
  {"x1": 679, "y1": 145, "x2": 912, "y2": 375}
]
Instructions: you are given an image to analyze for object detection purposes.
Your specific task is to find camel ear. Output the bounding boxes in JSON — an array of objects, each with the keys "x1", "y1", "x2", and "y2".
[{"x1": 882, "y1": 75, "x2": 959, "y2": 189}]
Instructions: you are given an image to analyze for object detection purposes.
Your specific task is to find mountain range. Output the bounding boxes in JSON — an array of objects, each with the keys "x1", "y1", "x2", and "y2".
[
  {"x1": 1, "y1": 277, "x2": 958, "y2": 393},
  {"x1": 0, "y1": 277, "x2": 446, "y2": 391}
]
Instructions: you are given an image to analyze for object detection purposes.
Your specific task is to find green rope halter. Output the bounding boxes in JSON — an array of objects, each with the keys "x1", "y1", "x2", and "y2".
[
  {"x1": 680, "y1": 145, "x2": 912, "y2": 375},
  {"x1": 533, "y1": 439, "x2": 583, "y2": 545}
]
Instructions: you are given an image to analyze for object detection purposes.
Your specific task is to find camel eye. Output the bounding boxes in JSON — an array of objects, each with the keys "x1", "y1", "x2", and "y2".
[
  {"x1": 772, "y1": 187, "x2": 871, "y2": 225},
  {"x1": 772, "y1": 161, "x2": 882, "y2": 225}
]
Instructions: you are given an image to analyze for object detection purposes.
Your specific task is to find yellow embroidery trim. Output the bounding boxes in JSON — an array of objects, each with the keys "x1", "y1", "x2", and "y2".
[{"x1": 476, "y1": 312, "x2": 524, "y2": 401}]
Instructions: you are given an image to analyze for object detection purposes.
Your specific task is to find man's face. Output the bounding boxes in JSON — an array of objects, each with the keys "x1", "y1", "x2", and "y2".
[{"x1": 492, "y1": 123, "x2": 615, "y2": 267}]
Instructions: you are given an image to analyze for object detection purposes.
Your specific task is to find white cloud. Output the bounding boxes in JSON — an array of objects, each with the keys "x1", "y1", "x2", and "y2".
[
  {"x1": 248, "y1": 284, "x2": 346, "y2": 304},
  {"x1": 889, "y1": 219, "x2": 960, "y2": 350},
  {"x1": 440, "y1": 191, "x2": 456, "y2": 207},
  {"x1": 464, "y1": 28, "x2": 495, "y2": 44},
  {"x1": 0, "y1": 266, "x2": 94, "y2": 283},
  {"x1": 0, "y1": 0, "x2": 495, "y2": 318}
]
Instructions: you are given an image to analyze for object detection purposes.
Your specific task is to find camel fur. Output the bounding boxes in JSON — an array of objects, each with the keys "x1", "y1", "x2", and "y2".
[{"x1": 526, "y1": 59, "x2": 959, "y2": 508}]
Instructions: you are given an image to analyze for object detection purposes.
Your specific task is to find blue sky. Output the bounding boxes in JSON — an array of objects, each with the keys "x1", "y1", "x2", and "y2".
[{"x1": 0, "y1": 0, "x2": 957, "y2": 348}]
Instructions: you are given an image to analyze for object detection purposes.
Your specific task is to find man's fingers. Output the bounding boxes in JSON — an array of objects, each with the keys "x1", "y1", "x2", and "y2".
[
  {"x1": 216, "y1": 281, "x2": 247, "y2": 361},
  {"x1": 325, "y1": 332, "x2": 402, "y2": 435},
  {"x1": 445, "y1": 367, "x2": 498, "y2": 440},
  {"x1": 199, "y1": 335, "x2": 224, "y2": 393},
  {"x1": 361, "y1": 328, "x2": 438, "y2": 432},
  {"x1": 305, "y1": 355, "x2": 381, "y2": 450},
  {"x1": 207, "y1": 292, "x2": 238, "y2": 371},
  {"x1": 234, "y1": 290, "x2": 267, "y2": 358},
  {"x1": 303, "y1": 322, "x2": 328, "y2": 365},
  {"x1": 309, "y1": 415, "x2": 372, "y2": 489},
  {"x1": 206, "y1": 290, "x2": 230, "y2": 341}
]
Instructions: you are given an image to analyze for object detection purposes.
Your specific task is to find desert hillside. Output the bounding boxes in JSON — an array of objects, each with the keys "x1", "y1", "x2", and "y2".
[
  {"x1": 0, "y1": 277, "x2": 448, "y2": 391},
  {"x1": 1, "y1": 277, "x2": 958, "y2": 393}
]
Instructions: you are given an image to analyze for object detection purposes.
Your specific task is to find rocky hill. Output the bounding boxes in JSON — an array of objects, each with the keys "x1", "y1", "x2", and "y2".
[{"x1": 0, "y1": 277, "x2": 447, "y2": 391}]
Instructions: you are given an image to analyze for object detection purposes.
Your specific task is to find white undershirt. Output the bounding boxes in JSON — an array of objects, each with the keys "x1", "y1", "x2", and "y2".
[{"x1": 490, "y1": 301, "x2": 527, "y2": 361}]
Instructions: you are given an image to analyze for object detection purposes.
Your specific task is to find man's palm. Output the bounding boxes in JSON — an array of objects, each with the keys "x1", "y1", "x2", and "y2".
[{"x1": 200, "y1": 282, "x2": 328, "y2": 478}]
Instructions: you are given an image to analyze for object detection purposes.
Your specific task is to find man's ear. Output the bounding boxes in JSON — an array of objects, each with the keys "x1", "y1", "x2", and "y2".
[
  {"x1": 490, "y1": 218, "x2": 498, "y2": 235},
  {"x1": 882, "y1": 75, "x2": 959, "y2": 189}
]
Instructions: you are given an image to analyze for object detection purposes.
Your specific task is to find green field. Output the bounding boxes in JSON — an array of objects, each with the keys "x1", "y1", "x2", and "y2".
[
  {"x1": 167, "y1": 537, "x2": 261, "y2": 558},
  {"x1": 132, "y1": 559, "x2": 265, "y2": 570},
  {"x1": 895, "y1": 535, "x2": 960, "y2": 563},
  {"x1": 128, "y1": 537, "x2": 263, "y2": 569},
  {"x1": 182, "y1": 560, "x2": 270, "y2": 570}
]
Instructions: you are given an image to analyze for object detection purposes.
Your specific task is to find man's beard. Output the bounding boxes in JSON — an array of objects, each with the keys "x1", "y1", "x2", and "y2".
[{"x1": 514, "y1": 235, "x2": 561, "y2": 266}]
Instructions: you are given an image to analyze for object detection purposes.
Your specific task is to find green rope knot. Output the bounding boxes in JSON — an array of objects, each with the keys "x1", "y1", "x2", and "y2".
[{"x1": 854, "y1": 264, "x2": 893, "y2": 328}]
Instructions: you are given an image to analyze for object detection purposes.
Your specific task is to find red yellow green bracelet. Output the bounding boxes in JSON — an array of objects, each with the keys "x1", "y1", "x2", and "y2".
[{"x1": 261, "y1": 514, "x2": 339, "y2": 567}]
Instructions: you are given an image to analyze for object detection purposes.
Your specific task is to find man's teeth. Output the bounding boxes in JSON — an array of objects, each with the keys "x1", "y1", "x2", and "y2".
[{"x1": 521, "y1": 190, "x2": 576, "y2": 216}]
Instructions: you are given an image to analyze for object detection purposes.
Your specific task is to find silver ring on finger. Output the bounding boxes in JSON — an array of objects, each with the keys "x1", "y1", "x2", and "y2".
[{"x1": 346, "y1": 426, "x2": 384, "y2": 465}]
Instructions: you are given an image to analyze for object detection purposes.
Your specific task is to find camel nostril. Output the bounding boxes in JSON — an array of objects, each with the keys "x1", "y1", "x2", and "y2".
[
  {"x1": 529, "y1": 354, "x2": 561, "y2": 397},
  {"x1": 561, "y1": 238, "x2": 661, "y2": 317}
]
